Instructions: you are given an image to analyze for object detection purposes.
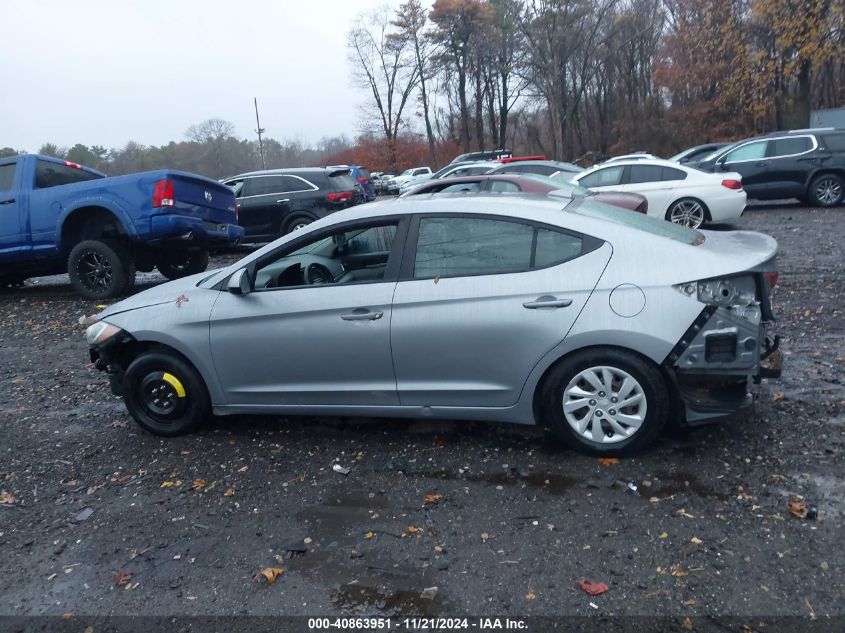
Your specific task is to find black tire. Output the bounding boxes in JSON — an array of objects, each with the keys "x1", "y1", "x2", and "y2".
[
  {"x1": 123, "y1": 350, "x2": 211, "y2": 436},
  {"x1": 284, "y1": 215, "x2": 313, "y2": 234},
  {"x1": 68, "y1": 239, "x2": 133, "y2": 300},
  {"x1": 156, "y1": 248, "x2": 209, "y2": 280},
  {"x1": 808, "y1": 174, "x2": 844, "y2": 207},
  {"x1": 539, "y1": 347, "x2": 669, "y2": 456}
]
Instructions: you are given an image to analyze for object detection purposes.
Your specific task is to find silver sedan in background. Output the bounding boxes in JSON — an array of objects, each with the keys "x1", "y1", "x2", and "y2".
[{"x1": 86, "y1": 195, "x2": 781, "y2": 455}]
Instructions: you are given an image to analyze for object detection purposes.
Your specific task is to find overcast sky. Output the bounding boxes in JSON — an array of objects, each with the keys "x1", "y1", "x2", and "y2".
[{"x1": 1, "y1": 0, "x2": 391, "y2": 152}]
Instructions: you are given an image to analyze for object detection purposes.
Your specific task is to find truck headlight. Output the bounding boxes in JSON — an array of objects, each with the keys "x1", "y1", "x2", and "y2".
[{"x1": 85, "y1": 321, "x2": 123, "y2": 345}]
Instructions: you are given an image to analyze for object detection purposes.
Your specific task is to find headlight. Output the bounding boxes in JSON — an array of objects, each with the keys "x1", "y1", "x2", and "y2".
[{"x1": 85, "y1": 321, "x2": 123, "y2": 345}]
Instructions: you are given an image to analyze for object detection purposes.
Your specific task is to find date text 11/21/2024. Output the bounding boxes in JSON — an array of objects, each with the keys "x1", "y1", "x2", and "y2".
[{"x1": 307, "y1": 618, "x2": 528, "y2": 630}]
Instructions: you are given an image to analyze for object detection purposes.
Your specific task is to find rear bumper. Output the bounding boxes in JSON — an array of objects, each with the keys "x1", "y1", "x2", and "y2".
[{"x1": 150, "y1": 214, "x2": 244, "y2": 244}]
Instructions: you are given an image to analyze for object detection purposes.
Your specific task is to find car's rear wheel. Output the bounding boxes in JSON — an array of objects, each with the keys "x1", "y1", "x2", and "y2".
[
  {"x1": 123, "y1": 350, "x2": 210, "y2": 436},
  {"x1": 539, "y1": 348, "x2": 668, "y2": 455},
  {"x1": 156, "y1": 248, "x2": 210, "y2": 280},
  {"x1": 666, "y1": 198, "x2": 708, "y2": 228},
  {"x1": 808, "y1": 174, "x2": 843, "y2": 207},
  {"x1": 285, "y1": 215, "x2": 313, "y2": 233},
  {"x1": 68, "y1": 239, "x2": 133, "y2": 300}
]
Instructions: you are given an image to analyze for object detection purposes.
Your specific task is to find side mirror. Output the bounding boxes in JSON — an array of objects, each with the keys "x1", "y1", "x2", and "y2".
[{"x1": 227, "y1": 268, "x2": 251, "y2": 295}]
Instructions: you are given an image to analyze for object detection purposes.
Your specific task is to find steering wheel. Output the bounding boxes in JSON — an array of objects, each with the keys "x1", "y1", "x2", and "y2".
[{"x1": 304, "y1": 263, "x2": 334, "y2": 285}]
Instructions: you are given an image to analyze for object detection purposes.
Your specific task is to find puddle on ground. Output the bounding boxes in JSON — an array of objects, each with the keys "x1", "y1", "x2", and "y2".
[
  {"x1": 333, "y1": 583, "x2": 443, "y2": 616},
  {"x1": 404, "y1": 468, "x2": 577, "y2": 495}
]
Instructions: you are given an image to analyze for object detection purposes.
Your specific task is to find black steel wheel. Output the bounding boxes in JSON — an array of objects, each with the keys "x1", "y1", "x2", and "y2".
[
  {"x1": 123, "y1": 350, "x2": 210, "y2": 436},
  {"x1": 156, "y1": 248, "x2": 210, "y2": 280}
]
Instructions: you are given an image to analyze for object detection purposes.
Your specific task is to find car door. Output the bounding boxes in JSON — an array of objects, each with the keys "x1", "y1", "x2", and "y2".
[
  {"x1": 234, "y1": 175, "x2": 294, "y2": 238},
  {"x1": 717, "y1": 140, "x2": 770, "y2": 199},
  {"x1": 575, "y1": 165, "x2": 626, "y2": 194},
  {"x1": 208, "y1": 218, "x2": 408, "y2": 407},
  {"x1": 616, "y1": 164, "x2": 678, "y2": 216},
  {"x1": 0, "y1": 160, "x2": 27, "y2": 259},
  {"x1": 390, "y1": 214, "x2": 611, "y2": 407},
  {"x1": 764, "y1": 135, "x2": 815, "y2": 198}
]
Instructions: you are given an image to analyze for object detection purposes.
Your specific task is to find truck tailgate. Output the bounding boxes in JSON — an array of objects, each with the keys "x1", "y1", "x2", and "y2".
[{"x1": 170, "y1": 175, "x2": 237, "y2": 224}]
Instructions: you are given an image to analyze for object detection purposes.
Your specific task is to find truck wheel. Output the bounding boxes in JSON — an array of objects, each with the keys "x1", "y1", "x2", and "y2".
[
  {"x1": 68, "y1": 240, "x2": 133, "y2": 300},
  {"x1": 156, "y1": 248, "x2": 210, "y2": 280},
  {"x1": 123, "y1": 349, "x2": 210, "y2": 436}
]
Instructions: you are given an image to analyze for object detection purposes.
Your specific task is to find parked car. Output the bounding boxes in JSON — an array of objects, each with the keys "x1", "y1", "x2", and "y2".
[
  {"x1": 222, "y1": 168, "x2": 363, "y2": 242},
  {"x1": 572, "y1": 158, "x2": 747, "y2": 228},
  {"x1": 488, "y1": 160, "x2": 583, "y2": 178},
  {"x1": 372, "y1": 173, "x2": 395, "y2": 195},
  {"x1": 603, "y1": 153, "x2": 658, "y2": 163},
  {"x1": 689, "y1": 128, "x2": 845, "y2": 207},
  {"x1": 402, "y1": 173, "x2": 648, "y2": 213},
  {"x1": 398, "y1": 161, "x2": 500, "y2": 194},
  {"x1": 669, "y1": 143, "x2": 728, "y2": 164},
  {"x1": 86, "y1": 194, "x2": 780, "y2": 455},
  {"x1": 387, "y1": 167, "x2": 432, "y2": 194},
  {"x1": 332, "y1": 165, "x2": 375, "y2": 202},
  {"x1": 448, "y1": 148, "x2": 512, "y2": 164},
  {"x1": 0, "y1": 154, "x2": 242, "y2": 299}
]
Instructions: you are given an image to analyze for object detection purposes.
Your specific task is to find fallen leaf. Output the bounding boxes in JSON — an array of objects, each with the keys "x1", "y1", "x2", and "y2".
[
  {"x1": 364, "y1": 531, "x2": 375, "y2": 539},
  {"x1": 481, "y1": 532, "x2": 490, "y2": 543},
  {"x1": 160, "y1": 480, "x2": 181, "y2": 488},
  {"x1": 671, "y1": 563, "x2": 689, "y2": 577},
  {"x1": 0, "y1": 491, "x2": 16, "y2": 504},
  {"x1": 106, "y1": 419, "x2": 127, "y2": 428},
  {"x1": 676, "y1": 508, "x2": 695, "y2": 518},
  {"x1": 659, "y1": 531, "x2": 668, "y2": 539},
  {"x1": 578, "y1": 578, "x2": 609, "y2": 596},
  {"x1": 253, "y1": 567, "x2": 284, "y2": 585},
  {"x1": 114, "y1": 569, "x2": 133, "y2": 586},
  {"x1": 403, "y1": 525, "x2": 423, "y2": 537},
  {"x1": 690, "y1": 536, "x2": 702, "y2": 545},
  {"x1": 682, "y1": 599, "x2": 697, "y2": 606},
  {"x1": 788, "y1": 497, "x2": 808, "y2": 519},
  {"x1": 597, "y1": 457, "x2": 620, "y2": 466},
  {"x1": 238, "y1": 466, "x2": 249, "y2": 473},
  {"x1": 175, "y1": 294, "x2": 189, "y2": 308},
  {"x1": 303, "y1": 537, "x2": 313, "y2": 545},
  {"x1": 223, "y1": 487, "x2": 235, "y2": 497},
  {"x1": 525, "y1": 586, "x2": 536, "y2": 600},
  {"x1": 192, "y1": 479, "x2": 205, "y2": 490},
  {"x1": 682, "y1": 617, "x2": 693, "y2": 630},
  {"x1": 772, "y1": 393, "x2": 785, "y2": 402},
  {"x1": 422, "y1": 494, "x2": 442, "y2": 507}
]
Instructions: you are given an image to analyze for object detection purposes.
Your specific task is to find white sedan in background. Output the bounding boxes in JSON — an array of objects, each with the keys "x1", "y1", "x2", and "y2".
[{"x1": 572, "y1": 158, "x2": 746, "y2": 228}]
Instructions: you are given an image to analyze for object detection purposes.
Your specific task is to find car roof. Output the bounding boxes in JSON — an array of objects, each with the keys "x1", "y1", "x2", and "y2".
[{"x1": 224, "y1": 167, "x2": 346, "y2": 179}]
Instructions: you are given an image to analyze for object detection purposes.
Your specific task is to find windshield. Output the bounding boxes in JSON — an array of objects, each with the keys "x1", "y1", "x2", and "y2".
[
  {"x1": 575, "y1": 200, "x2": 704, "y2": 245},
  {"x1": 701, "y1": 144, "x2": 736, "y2": 162},
  {"x1": 400, "y1": 168, "x2": 414, "y2": 176}
]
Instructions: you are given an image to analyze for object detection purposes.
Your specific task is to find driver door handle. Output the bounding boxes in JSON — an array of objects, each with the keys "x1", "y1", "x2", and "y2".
[
  {"x1": 276, "y1": 198, "x2": 290, "y2": 204},
  {"x1": 0, "y1": 198, "x2": 15, "y2": 205},
  {"x1": 523, "y1": 296, "x2": 573, "y2": 309},
  {"x1": 341, "y1": 308, "x2": 383, "y2": 321}
]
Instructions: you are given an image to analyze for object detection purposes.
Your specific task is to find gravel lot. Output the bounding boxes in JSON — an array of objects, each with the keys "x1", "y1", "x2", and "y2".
[{"x1": 1, "y1": 203, "x2": 843, "y2": 623}]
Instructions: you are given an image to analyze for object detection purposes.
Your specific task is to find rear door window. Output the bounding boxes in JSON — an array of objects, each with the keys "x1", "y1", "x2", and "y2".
[
  {"x1": 412, "y1": 216, "x2": 585, "y2": 279},
  {"x1": 34, "y1": 160, "x2": 102, "y2": 188},
  {"x1": 489, "y1": 180, "x2": 520, "y2": 192},
  {"x1": 0, "y1": 163, "x2": 16, "y2": 193},
  {"x1": 768, "y1": 136, "x2": 812, "y2": 157}
]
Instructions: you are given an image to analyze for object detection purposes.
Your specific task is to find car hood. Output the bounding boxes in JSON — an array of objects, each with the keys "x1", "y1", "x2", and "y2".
[{"x1": 98, "y1": 272, "x2": 212, "y2": 319}]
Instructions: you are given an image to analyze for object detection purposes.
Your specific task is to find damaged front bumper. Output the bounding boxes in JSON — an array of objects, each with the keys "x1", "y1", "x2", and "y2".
[{"x1": 665, "y1": 301, "x2": 782, "y2": 426}]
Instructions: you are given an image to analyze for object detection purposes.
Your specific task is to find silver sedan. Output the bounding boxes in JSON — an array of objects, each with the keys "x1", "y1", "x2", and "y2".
[{"x1": 86, "y1": 194, "x2": 782, "y2": 455}]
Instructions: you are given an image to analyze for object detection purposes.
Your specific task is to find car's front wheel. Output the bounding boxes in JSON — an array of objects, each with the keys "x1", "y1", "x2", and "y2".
[
  {"x1": 666, "y1": 198, "x2": 707, "y2": 228},
  {"x1": 539, "y1": 348, "x2": 669, "y2": 455},
  {"x1": 123, "y1": 350, "x2": 211, "y2": 436},
  {"x1": 808, "y1": 174, "x2": 843, "y2": 207}
]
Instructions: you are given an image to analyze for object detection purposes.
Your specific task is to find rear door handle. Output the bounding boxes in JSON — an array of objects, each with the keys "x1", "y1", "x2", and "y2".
[
  {"x1": 341, "y1": 308, "x2": 384, "y2": 321},
  {"x1": 523, "y1": 296, "x2": 573, "y2": 309},
  {"x1": 276, "y1": 198, "x2": 290, "y2": 204},
  {"x1": 0, "y1": 198, "x2": 15, "y2": 205}
]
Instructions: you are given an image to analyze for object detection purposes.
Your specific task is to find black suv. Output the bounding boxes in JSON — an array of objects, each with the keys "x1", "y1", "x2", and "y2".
[
  {"x1": 222, "y1": 168, "x2": 364, "y2": 241},
  {"x1": 691, "y1": 128, "x2": 845, "y2": 207}
]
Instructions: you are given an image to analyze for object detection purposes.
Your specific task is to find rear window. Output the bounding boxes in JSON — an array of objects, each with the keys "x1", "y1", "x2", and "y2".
[
  {"x1": 0, "y1": 163, "x2": 16, "y2": 192},
  {"x1": 35, "y1": 160, "x2": 102, "y2": 188},
  {"x1": 330, "y1": 173, "x2": 358, "y2": 191},
  {"x1": 822, "y1": 133, "x2": 845, "y2": 152},
  {"x1": 574, "y1": 200, "x2": 704, "y2": 245},
  {"x1": 357, "y1": 168, "x2": 371, "y2": 180}
]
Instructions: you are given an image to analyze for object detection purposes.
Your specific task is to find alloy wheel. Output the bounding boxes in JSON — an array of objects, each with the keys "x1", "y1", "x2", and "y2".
[
  {"x1": 815, "y1": 178, "x2": 842, "y2": 205},
  {"x1": 78, "y1": 250, "x2": 113, "y2": 291},
  {"x1": 668, "y1": 200, "x2": 705, "y2": 228},
  {"x1": 561, "y1": 365, "x2": 648, "y2": 444}
]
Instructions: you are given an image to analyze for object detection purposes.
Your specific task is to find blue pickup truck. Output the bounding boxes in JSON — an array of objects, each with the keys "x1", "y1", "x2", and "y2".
[{"x1": 0, "y1": 155, "x2": 243, "y2": 299}]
